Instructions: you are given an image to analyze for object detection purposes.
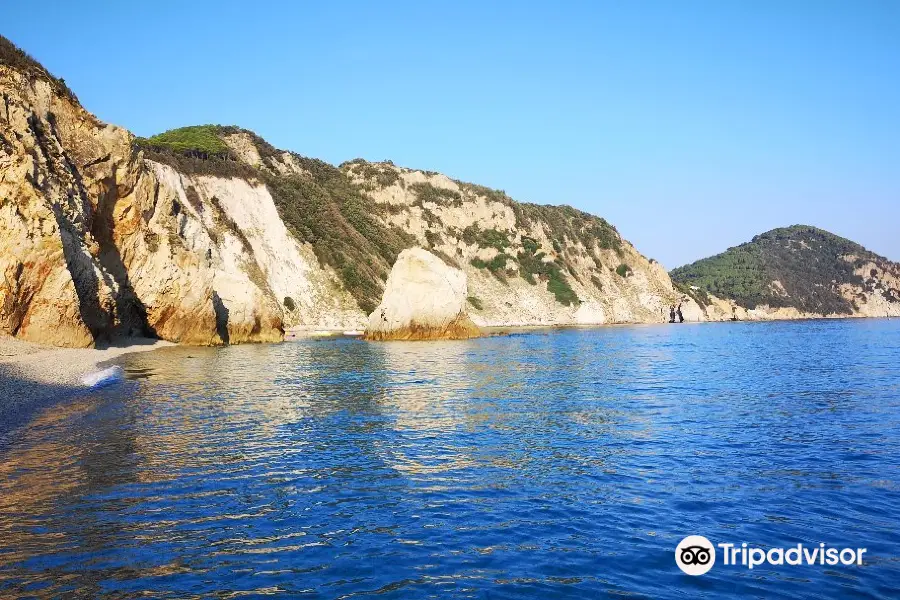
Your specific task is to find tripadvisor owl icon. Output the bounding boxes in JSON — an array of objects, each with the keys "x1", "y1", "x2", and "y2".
[{"x1": 675, "y1": 535, "x2": 716, "y2": 575}]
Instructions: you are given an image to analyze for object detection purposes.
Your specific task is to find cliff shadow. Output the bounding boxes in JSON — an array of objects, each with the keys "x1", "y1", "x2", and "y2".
[
  {"x1": 212, "y1": 291, "x2": 230, "y2": 345},
  {"x1": 50, "y1": 204, "x2": 112, "y2": 340},
  {"x1": 29, "y1": 110, "x2": 110, "y2": 341},
  {"x1": 94, "y1": 236, "x2": 158, "y2": 340},
  {"x1": 40, "y1": 112, "x2": 158, "y2": 342},
  {"x1": 83, "y1": 162, "x2": 158, "y2": 341}
]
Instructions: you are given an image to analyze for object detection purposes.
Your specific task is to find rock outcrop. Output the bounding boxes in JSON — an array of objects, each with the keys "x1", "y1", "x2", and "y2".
[
  {"x1": 8, "y1": 35, "x2": 900, "y2": 348},
  {"x1": 365, "y1": 248, "x2": 480, "y2": 340},
  {"x1": 0, "y1": 62, "x2": 292, "y2": 346}
]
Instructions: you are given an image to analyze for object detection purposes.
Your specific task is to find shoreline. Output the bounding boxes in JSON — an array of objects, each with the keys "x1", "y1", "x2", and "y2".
[
  {"x1": 0, "y1": 335, "x2": 173, "y2": 385},
  {"x1": 0, "y1": 336, "x2": 173, "y2": 429},
  {"x1": 284, "y1": 313, "x2": 899, "y2": 341},
  {"x1": 1, "y1": 315, "x2": 894, "y2": 429},
  {"x1": 2, "y1": 311, "x2": 894, "y2": 374}
]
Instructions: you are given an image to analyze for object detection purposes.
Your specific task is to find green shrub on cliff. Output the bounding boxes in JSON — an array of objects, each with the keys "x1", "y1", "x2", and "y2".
[
  {"x1": 135, "y1": 126, "x2": 417, "y2": 313},
  {"x1": 264, "y1": 157, "x2": 415, "y2": 314},
  {"x1": 465, "y1": 225, "x2": 580, "y2": 306},
  {"x1": 455, "y1": 180, "x2": 622, "y2": 255},
  {"x1": 410, "y1": 182, "x2": 463, "y2": 207},
  {"x1": 461, "y1": 225, "x2": 511, "y2": 251},
  {"x1": 136, "y1": 125, "x2": 231, "y2": 159},
  {"x1": 132, "y1": 123, "x2": 625, "y2": 314},
  {"x1": 348, "y1": 161, "x2": 401, "y2": 188},
  {"x1": 470, "y1": 254, "x2": 511, "y2": 275},
  {"x1": 0, "y1": 35, "x2": 77, "y2": 101},
  {"x1": 133, "y1": 125, "x2": 277, "y2": 178},
  {"x1": 547, "y1": 271, "x2": 580, "y2": 306},
  {"x1": 515, "y1": 238, "x2": 580, "y2": 305}
]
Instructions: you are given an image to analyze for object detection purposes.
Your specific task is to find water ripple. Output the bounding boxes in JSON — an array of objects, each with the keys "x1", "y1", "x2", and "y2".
[{"x1": 0, "y1": 320, "x2": 899, "y2": 598}]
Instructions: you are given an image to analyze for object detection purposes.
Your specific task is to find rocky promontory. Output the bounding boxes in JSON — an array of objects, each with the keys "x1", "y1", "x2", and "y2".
[{"x1": 671, "y1": 226, "x2": 900, "y2": 321}]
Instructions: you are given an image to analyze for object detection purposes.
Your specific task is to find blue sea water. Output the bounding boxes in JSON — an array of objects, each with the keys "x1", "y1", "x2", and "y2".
[{"x1": 1, "y1": 319, "x2": 899, "y2": 598}]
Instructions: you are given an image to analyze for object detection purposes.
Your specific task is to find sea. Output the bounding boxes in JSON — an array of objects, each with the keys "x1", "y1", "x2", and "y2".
[{"x1": 1, "y1": 319, "x2": 898, "y2": 598}]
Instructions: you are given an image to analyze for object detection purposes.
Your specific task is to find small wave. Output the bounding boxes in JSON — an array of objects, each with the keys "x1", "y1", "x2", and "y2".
[{"x1": 81, "y1": 365, "x2": 124, "y2": 388}]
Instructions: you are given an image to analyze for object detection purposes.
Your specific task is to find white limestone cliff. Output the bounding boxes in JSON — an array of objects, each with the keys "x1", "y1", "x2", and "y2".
[{"x1": 0, "y1": 66, "x2": 362, "y2": 347}]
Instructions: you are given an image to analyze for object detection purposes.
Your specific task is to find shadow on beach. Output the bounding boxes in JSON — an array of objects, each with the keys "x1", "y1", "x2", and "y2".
[
  {"x1": 0, "y1": 367, "x2": 85, "y2": 442},
  {"x1": 0, "y1": 335, "x2": 169, "y2": 440}
]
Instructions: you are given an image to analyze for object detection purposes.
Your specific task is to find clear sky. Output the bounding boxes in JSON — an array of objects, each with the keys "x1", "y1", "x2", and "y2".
[{"x1": 5, "y1": 1, "x2": 899, "y2": 267}]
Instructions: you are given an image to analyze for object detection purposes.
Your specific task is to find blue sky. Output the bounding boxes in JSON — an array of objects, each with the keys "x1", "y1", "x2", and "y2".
[{"x1": 5, "y1": 1, "x2": 899, "y2": 267}]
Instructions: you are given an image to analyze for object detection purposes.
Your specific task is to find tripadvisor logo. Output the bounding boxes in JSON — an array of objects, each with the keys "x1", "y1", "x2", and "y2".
[
  {"x1": 675, "y1": 536, "x2": 867, "y2": 576},
  {"x1": 675, "y1": 535, "x2": 716, "y2": 575}
]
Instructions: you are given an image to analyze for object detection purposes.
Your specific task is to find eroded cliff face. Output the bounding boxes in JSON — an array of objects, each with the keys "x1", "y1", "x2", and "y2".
[
  {"x1": 343, "y1": 161, "x2": 679, "y2": 327},
  {"x1": 1, "y1": 47, "x2": 682, "y2": 348},
  {"x1": 1, "y1": 68, "x2": 140, "y2": 347},
  {"x1": 0, "y1": 66, "x2": 364, "y2": 347}
]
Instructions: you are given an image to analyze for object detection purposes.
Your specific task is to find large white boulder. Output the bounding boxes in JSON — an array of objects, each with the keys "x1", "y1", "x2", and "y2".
[{"x1": 365, "y1": 248, "x2": 480, "y2": 340}]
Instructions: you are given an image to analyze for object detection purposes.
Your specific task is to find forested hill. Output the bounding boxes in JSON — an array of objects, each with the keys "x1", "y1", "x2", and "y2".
[{"x1": 670, "y1": 225, "x2": 900, "y2": 315}]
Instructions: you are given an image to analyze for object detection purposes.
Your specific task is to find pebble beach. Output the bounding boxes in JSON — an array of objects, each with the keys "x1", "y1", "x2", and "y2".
[{"x1": 0, "y1": 335, "x2": 171, "y2": 426}]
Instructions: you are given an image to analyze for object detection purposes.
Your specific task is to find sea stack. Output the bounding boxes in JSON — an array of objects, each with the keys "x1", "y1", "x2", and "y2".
[{"x1": 365, "y1": 248, "x2": 481, "y2": 341}]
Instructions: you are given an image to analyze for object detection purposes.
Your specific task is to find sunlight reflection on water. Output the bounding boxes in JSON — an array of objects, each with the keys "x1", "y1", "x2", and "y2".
[{"x1": 1, "y1": 320, "x2": 899, "y2": 598}]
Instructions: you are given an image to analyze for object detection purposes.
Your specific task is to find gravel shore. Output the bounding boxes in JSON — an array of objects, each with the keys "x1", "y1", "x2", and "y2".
[{"x1": 0, "y1": 335, "x2": 172, "y2": 428}]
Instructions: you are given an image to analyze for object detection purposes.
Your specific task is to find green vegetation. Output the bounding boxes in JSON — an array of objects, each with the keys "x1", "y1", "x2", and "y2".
[
  {"x1": 463, "y1": 226, "x2": 580, "y2": 306},
  {"x1": 470, "y1": 254, "x2": 512, "y2": 277},
  {"x1": 616, "y1": 263, "x2": 632, "y2": 278},
  {"x1": 136, "y1": 147, "x2": 260, "y2": 179},
  {"x1": 130, "y1": 122, "x2": 624, "y2": 312},
  {"x1": 136, "y1": 125, "x2": 230, "y2": 158},
  {"x1": 424, "y1": 230, "x2": 443, "y2": 248},
  {"x1": 461, "y1": 225, "x2": 512, "y2": 251},
  {"x1": 133, "y1": 125, "x2": 276, "y2": 178},
  {"x1": 521, "y1": 236, "x2": 540, "y2": 255},
  {"x1": 455, "y1": 182, "x2": 514, "y2": 209},
  {"x1": 421, "y1": 207, "x2": 441, "y2": 227},
  {"x1": 453, "y1": 182, "x2": 620, "y2": 308},
  {"x1": 410, "y1": 182, "x2": 462, "y2": 207},
  {"x1": 344, "y1": 160, "x2": 401, "y2": 188},
  {"x1": 547, "y1": 273, "x2": 580, "y2": 306},
  {"x1": 670, "y1": 225, "x2": 889, "y2": 314},
  {"x1": 264, "y1": 157, "x2": 416, "y2": 314},
  {"x1": 514, "y1": 238, "x2": 580, "y2": 305},
  {"x1": 674, "y1": 280, "x2": 710, "y2": 308},
  {"x1": 1, "y1": 35, "x2": 628, "y2": 315},
  {"x1": 467, "y1": 296, "x2": 484, "y2": 311},
  {"x1": 135, "y1": 127, "x2": 417, "y2": 312},
  {"x1": 454, "y1": 180, "x2": 622, "y2": 254},
  {"x1": 517, "y1": 204, "x2": 622, "y2": 254},
  {"x1": 0, "y1": 34, "x2": 77, "y2": 101}
]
